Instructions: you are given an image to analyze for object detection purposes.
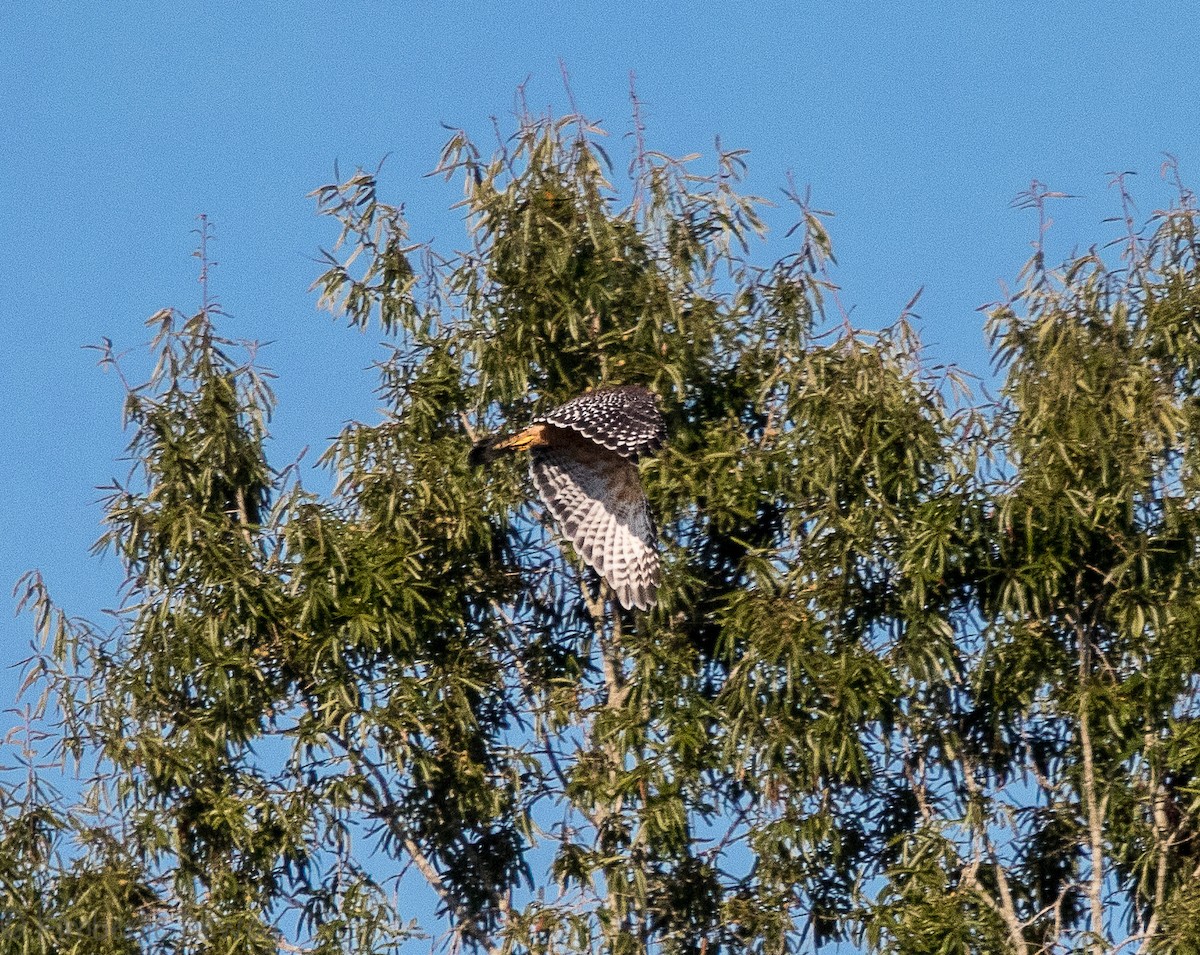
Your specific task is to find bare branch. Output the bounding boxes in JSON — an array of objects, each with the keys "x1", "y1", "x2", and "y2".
[{"x1": 1077, "y1": 628, "x2": 1106, "y2": 955}]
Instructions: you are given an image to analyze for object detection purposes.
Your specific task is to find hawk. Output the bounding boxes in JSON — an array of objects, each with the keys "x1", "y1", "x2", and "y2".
[{"x1": 469, "y1": 386, "x2": 665, "y2": 610}]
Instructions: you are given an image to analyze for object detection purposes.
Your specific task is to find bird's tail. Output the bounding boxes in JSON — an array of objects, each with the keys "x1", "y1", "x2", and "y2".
[{"x1": 468, "y1": 426, "x2": 546, "y2": 467}]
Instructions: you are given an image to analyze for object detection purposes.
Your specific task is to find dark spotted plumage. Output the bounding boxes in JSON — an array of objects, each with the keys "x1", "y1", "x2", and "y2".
[
  {"x1": 469, "y1": 386, "x2": 665, "y2": 610},
  {"x1": 533, "y1": 385, "x2": 665, "y2": 460}
]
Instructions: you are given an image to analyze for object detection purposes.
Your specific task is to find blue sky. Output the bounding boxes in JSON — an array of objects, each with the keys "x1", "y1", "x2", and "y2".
[{"x1": 1, "y1": 0, "x2": 1197, "y2": 816}]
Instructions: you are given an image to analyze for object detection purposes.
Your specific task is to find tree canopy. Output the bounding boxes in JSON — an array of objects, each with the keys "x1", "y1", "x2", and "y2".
[{"x1": 6, "y1": 108, "x2": 1200, "y2": 955}]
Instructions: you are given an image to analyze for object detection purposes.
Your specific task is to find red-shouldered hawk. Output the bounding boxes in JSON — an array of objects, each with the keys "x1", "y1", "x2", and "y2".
[{"x1": 469, "y1": 386, "x2": 665, "y2": 611}]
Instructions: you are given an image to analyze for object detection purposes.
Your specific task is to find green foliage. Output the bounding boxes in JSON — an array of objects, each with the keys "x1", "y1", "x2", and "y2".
[
  {"x1": 0, "y1": 742, "x2": 155, "y2": 954},
  {"x1": 8, "y1": 111, "x2": 1200, "y2": 955}
]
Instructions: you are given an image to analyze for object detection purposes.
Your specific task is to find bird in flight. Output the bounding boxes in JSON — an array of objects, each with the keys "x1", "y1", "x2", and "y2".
[{"x1": 469, "y1": 386, "x2": 665, "y2": 610}]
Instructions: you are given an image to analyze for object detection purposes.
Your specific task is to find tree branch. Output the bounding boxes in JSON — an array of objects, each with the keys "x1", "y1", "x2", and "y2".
[
  {"x1": 959, "y1": 754, "x2": 1029, "y2": 955},
  {"x1": 1137, "y1": 731, "x2": 1172, "y2": 953},
  {"x1": 1077, "y1": 630, "x2": 1106, "y2": 955},
  {"x1": 328, "y1": 730, "x2": 502, "y2": 955}
]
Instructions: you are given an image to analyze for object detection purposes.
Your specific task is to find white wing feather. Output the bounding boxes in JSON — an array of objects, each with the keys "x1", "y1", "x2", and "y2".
[{"x1": 529, "y1": 444, "x2": 659, "y2": 610}]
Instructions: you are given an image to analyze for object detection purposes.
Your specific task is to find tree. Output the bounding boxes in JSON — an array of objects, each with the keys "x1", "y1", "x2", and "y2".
[{"x1": 7, "y1": 105, "x2": 1200, "y2": 955}]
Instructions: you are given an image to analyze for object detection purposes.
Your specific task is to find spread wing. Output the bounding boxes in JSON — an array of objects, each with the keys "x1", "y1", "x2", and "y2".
[
  {"x1": 529, "y1": 442, "x2": 659, "y2": 611},
  {"x1": 535, "y1": 386, "x2": 665, "y2": 460}
]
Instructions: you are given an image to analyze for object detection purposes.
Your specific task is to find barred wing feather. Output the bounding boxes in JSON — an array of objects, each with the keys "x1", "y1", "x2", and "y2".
[
  {"x1": 535, "y1": 386, "x2": 664, "y2": 460},
  {"x1": 529, "y1": 443, "x2": 659, "y2": 611}
]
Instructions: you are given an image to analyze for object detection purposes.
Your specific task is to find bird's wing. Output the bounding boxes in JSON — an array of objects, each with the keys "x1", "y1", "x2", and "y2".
[
  {"x1": 536, "y1": 386, "x2": 665, "y2": 460},
  {"x1": 530, "y1": 443, "x2": 659, "y2": 611}
]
